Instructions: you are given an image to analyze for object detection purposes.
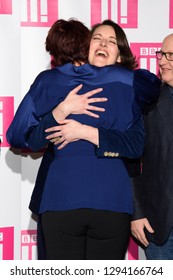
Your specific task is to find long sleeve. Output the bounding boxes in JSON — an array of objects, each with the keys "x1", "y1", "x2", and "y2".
[
  {"x1": 26, "y1": 112, "x2": 58, "y2": 151},
  {"x1": 95, "y1": 69, "x2": 160, "y2": 158},
  {"x1": 6, "y1": 70, "x2": 60, "y2": 149},
  {"x1": 95, "y1": 117, "x2": 145, "y2": 158},
  {"x1": 6, "y1": 72, "x2": 46, "y2": 149},
  {"x1": 133, "y1": 69, "x2": 161, "y2": 113},
  {"x1": 95, "y1": 70, "x2": 160, "y2": 177}
]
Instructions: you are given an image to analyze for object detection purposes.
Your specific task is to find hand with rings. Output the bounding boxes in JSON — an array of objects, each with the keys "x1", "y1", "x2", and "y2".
[{"x1": 45, "y1": 119, "x2": 84, "y2": 149}]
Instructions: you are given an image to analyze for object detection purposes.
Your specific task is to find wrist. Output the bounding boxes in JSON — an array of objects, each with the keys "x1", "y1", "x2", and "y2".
[
  {"x1": 82, "y1": 125, "x2": 99, "y2": 146},
  {"x1": 52, "y1": 102, "x2": 69, "y2": 122}
]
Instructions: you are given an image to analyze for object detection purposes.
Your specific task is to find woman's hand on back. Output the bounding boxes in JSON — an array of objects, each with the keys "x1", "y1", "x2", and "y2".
[{"x1": 52, "y1": 84, "x2": 107, "y2": 122}]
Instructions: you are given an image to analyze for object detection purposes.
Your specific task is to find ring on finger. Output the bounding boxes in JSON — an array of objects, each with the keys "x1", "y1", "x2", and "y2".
[{"x1": 50, "y1": 136, "x2": 61, "y2": 143}]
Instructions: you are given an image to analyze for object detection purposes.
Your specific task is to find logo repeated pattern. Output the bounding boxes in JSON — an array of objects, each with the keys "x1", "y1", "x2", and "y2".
[
  {"x1": 131, "y1": 43, "x2": 162, "y2": 74},
  {"x1": 21, "y1": 0, "x2": 58, "y2": 27},
  {"x1": 0, "y1": 0, "x2": 12, "y2": 14},
  {"x1": 170, "y1": 0, "x2": 173, "y2": 27},
  {"x1": 0, "y1": 227, "x2": 14, "y2": 260},
  {"x1": 0, "y1": 97, "x2": 14, "y2": 147},
  {"x1": 21, "y1": 230, "x2": 37, "y2": 260},
  {"x1": 91, "y1": 0, "x2": 138, "y2": 27}
]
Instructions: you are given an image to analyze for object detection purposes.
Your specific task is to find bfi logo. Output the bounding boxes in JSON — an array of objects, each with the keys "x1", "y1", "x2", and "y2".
[
  {"x1": 170, "y1": 0, "x2": 173, "y2": 27},
  {"x1": 91, "y1": 0, "x2": 138, "y2": 27},
  {"x1": 0, "y1": 0, "x2": 12, "y2": 14},
  {"x1": 131, "y1": 43, "x2": 162, "y2": 74},
  {"x1": 0, "y1": 227, "x2": 14, "y2": 260},
  {"x1": 21, "y1": 0, "x2": 58, "y2": 27},
  {"x1": 0, "y1": 97, "x2": 14, "y2": 147},
  {"x1": 20, "y1": 0, "x2": 138, "y2": 28},
  {"x1": 21, "y1": 230, "x2": 37, "y2": 260}
]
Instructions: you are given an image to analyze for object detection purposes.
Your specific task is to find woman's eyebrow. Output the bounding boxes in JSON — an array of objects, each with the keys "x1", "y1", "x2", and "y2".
[
  {"x1": 93, "y1": 33, "x2": 116, "y2": 40},
  {"x1": 92, "y1": 33, "x2": 102, "y2": 36},
  {"x1": 109, "y1": 36, "x2": 116, "y2": 40}
]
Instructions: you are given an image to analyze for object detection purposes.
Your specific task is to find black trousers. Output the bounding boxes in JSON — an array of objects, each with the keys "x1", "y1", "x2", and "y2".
[{"x1": 42, "y1": 208, "x2": 131, "y2": 260}]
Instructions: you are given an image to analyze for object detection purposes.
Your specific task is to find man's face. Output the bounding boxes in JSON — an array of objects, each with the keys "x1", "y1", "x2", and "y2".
[{"x1": 158, "y1": 34, "x2": 173, "y2": 87}]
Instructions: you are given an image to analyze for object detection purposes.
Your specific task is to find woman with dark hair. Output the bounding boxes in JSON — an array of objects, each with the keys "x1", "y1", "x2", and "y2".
[
  {"x1": 90, "y1": 20, "x2": 138, "y2": 69},
  {"x1": 7, "y1": 19, "x2": 160, "y2": 260}
]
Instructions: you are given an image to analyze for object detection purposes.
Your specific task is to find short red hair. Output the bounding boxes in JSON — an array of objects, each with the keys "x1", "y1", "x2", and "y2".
[{"x1": 46, "y1": 19, "x2": 91, "y2": 67}]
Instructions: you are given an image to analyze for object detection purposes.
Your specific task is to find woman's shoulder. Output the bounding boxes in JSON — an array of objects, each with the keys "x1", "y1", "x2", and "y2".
[
  {"x1": 92, "y1": 64, "x2": 134, "y2": 85},
  {"x1": 134, "y1": 68, "x2": 160, "y2": 83},
  {"x1": 31, "y1": 68, "x2": 61, "y2": 88},
  {"x1": 35, "y1": 68, "x2": 58, "y2": 80}
]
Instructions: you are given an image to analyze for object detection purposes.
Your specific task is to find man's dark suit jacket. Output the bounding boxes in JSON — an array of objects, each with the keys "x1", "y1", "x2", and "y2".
[{"x1": 132, "y1": 83, "x2": 173, "y2": 244}]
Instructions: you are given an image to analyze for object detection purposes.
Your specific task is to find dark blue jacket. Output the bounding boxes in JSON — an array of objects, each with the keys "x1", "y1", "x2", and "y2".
[{"x1": 6, "y1": 63, "x2": 161, "y2": 215}]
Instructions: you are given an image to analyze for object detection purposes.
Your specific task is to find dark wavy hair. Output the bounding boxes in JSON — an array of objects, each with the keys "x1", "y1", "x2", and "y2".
[
  {"x1": 91, "y1": 20, "x2": 138, "y2": 69},
  {"x1": 46, "y1": 19, "x2": 91, "y2": 67}
]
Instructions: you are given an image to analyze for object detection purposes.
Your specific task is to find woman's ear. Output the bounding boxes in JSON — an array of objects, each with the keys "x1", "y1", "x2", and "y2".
[{"x1": 117, "y1": 55, "x2": 121, "y2": 63}]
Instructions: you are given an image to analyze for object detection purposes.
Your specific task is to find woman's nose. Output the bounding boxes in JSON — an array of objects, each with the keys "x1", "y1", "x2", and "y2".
[{"x1": 100, "y1": 39, "x2": 107, "y2": 47}]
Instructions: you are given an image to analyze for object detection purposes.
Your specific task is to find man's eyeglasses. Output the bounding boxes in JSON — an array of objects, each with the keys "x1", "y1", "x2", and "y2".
[{"x1": 155, "y1": 51, "x2": 173, "y2": 61}]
